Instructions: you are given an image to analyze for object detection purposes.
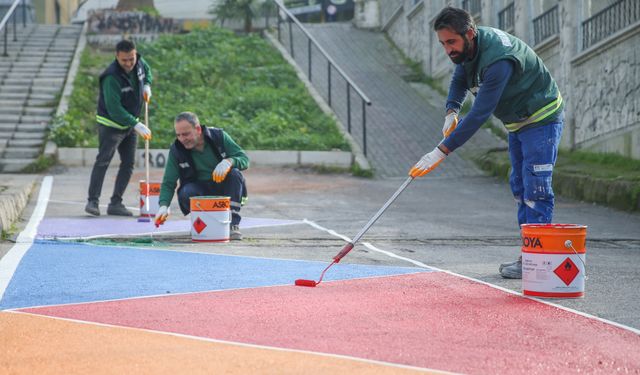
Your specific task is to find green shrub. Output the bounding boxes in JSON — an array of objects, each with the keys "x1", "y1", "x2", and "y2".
[{"x1": 55, "y1": 26, "x2": 349, "y2": 152}]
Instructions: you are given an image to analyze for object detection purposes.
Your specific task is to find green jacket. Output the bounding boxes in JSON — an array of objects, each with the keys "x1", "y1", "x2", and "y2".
[
  {"x1": 463, "y1": 27, "x2": 563, "y2": 132},
  {"x1": 97, "y1": 55, "x2": 152, "y2": 129},
  {"x1": 159, "y1": 128, "x2": 249, "y2": 207}
]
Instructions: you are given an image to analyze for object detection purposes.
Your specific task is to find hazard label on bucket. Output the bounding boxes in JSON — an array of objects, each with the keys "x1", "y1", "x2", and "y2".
[
  {"x1": 193, "y1": 217, "x2": 207, "y2": 234},
  {"x1": 554, "y1": 257, "x2": 579, "y2": 286}
]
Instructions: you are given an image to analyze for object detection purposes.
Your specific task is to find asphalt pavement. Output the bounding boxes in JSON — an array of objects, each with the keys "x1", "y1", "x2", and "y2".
[{"x1": 5, "y1": 164, "x2": 640, "y2": 330}]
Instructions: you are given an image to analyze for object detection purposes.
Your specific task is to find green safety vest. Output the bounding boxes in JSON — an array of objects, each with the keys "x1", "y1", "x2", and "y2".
[{"x1": 463, "y1": 27, "x2": 563, "y2": 132}]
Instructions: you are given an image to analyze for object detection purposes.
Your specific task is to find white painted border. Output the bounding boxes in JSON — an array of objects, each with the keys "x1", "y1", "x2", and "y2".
[
  {"x1": 0, "y1": 176, "x2": 53, "y2": 301},
  {"x1": 302, "y1": 219, "x2": 640, "y2": 336}
]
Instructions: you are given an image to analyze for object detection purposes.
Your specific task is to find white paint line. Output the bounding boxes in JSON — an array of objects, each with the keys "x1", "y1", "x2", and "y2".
[
  {"x1": 9, "y1": 310, "x2": 451, "y2": 374},
  {"x1": 0, "y1": 176, "x2": 53, "y2": 300},
  {"x1": 302, "y1": 219, "x2": 640, "y2": 336}
]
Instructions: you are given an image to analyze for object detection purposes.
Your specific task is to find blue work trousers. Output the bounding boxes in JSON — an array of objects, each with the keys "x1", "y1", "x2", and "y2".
[
  {"x1": 508, "y1": 120, "x2": 563, "y2": 226},
  {"x1": 177, "y1": 168, "x2": 245, "y2": 226}
]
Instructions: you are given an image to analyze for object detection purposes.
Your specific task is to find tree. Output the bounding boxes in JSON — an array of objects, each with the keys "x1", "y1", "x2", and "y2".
[
  {"x1": 209, "y1": 0, "x2": 273, "y2": 33},
  {"x1": 116, "y1": 0, "x2": 156, "y2": 11}
]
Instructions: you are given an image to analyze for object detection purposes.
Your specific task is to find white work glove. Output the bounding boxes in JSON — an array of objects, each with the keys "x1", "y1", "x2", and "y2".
[
  {"x1": 154, "y1": 206, "x2": 169, "y2": 227},
  {"x1": 143, "y1": 84, "x2": 152, "y2": 103},
  {"x1": 409, "y1": 147, "x2": 446, "y2": 178},
  {"x1": 442, "y1": 112, "x2": 458, "y2": 137},
  {"x1": 134, "y1": 122, "x2": 152, "y2": 140},
  {"x1": 212, "y1": 159, "x2": 233, "y2": 183}
]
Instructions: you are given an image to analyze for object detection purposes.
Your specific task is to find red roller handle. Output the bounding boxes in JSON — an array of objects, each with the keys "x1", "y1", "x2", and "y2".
[{"x1": 333, "y1": 243, "x2": 354, "y2": 263}]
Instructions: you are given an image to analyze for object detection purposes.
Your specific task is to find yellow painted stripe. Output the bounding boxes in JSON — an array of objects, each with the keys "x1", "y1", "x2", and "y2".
[{"x1": 1, "y1": 312, "x2": 448, "y2": 375}]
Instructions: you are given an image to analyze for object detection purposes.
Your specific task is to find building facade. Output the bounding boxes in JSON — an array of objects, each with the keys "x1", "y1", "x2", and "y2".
[{"x1": 354, "y1": 0, "x2": 640, "y2": 159}]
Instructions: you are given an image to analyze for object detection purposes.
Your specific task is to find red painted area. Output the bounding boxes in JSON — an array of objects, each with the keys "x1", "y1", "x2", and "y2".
[{"x1": 21, "y1": 273, "x2": 640, "y2": 374}]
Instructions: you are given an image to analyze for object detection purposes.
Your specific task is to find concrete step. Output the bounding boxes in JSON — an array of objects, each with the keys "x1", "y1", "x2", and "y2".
[
  {"x1": 2, "y1": 78, "x2": 33, "y2": 86},
  {"x1": 0, "y1": 85, "x2": 30, "y2": 93},
  {"x1": 0, "y1": 99, "x2": 25, "y2": 107},
  {"x1": 15, "y1": 123, "x2": 48, "y2": 132},
  {"x1": 28, "y1": 92, "x2": 56, "y2": 100},
  {"x1": 20, "y1": 115, "x2": 50, "y2": 124},
  {"x1": 0, "y1": 92, "x2": 28, "y2": 100},
  {"x1": 32, "y1": 79, "x2": 66, "y2": 88},
  {"x1": 3, "y1": 146, "x2": 41, "y2": 159},
  {"x1": 38, "y1": 68, "x2": 69, "y2": 75},
  {"x1": 8, "y1": 139, "x2": 44, "y2": 148},
  {"x1": 0, "y1": 124, "x2": 17, "y2": 133},
  {"x1": 0, "y1": 158, "x2": 36, "y2": 172},
  {"x1": 30, "y1": 86, "x2": 62, "y2": 95},
  {"x1": 0, "y1": 106, "x2": 23, "y2": 115},
  {"x1": 23, "y1": 107, "x2": 54, "y2": 116},
  {"x1": 7, "y1": 68, "x2": 40, "y2": 75},
  {"x1": 13, "y1": 131, "x2": 45, "y2": 139},
  {"x1": 26, "y1": 98, "x2": 57, "y2": 107},
  {"x1": 0, "y1": 115, "x2": 21, "y2": 124}
]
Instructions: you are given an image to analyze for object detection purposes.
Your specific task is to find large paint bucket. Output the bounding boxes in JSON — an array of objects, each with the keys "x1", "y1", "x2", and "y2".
[
  {"x1": 522, "y1": 224, "x2": 587, "y2": 298},
  {"x1": 140, "y1": 180, "x2": 161, "y2": 217},
  {"x1": 190, "y1": 196, "x2": 231, "y2": 242}
]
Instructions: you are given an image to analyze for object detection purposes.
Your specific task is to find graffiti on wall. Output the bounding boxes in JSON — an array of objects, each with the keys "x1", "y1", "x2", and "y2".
[{"x1": 87, "y1": 10, "x2": 182, "y2": 35}]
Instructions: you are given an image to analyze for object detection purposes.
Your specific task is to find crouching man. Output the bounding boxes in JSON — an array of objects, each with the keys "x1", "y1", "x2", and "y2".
[{"x1": 155, "y1": 112, "x2": 249, "y2": 240}]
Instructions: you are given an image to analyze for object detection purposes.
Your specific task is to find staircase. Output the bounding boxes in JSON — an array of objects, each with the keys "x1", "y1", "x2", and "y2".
[{"x1": 0, "y1": 23, "x2": 82, "y2": 172}]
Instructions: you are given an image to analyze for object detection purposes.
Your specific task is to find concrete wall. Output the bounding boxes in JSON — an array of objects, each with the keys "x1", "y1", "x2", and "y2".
[
  {"x1": 362, "y1": 0, "x2": 640, "y2": 159},
  {"x1": 33, "y1": 0, "x2": 80, "y2": 24},
  {"x1": 570, "y1": 27, "x2": 640, "y2": 159}
]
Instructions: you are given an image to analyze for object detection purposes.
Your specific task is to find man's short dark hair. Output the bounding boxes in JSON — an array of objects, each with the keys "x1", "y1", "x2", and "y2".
[
  {"x1": 175, "y1": 112, "x2": 200, "y2": 127},
  {"x1": 433, "y1": 6, "x2": 477, "y2": 36},
  {"x1": 116, "y1": 39, "x2": 136, "y2": 53}
]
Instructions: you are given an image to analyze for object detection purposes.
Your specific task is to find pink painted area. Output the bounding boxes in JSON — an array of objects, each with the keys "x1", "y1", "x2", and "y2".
[{"x1": 22, "y1": 273, "x2": 640, "y2": 374}]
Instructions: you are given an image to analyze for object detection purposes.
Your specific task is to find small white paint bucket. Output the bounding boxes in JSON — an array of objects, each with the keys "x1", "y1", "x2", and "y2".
[
  {"x1": 140, "y1": 180, "x2": 160, "y2": 217},
  {"x1": 522, "y1": 224, "x2": 587, "y2": 298},
  {"x1": 190, "y1": 196, "x2": 231, "y2": 242}
]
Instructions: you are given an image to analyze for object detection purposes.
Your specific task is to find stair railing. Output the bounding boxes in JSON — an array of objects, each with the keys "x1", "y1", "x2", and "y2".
[
  {"x1": 1, "y1": 0, "x2": 28, "y2": 57},
  {"x1": 268, "y1": 0, "x2": 372, "y2": 156}
]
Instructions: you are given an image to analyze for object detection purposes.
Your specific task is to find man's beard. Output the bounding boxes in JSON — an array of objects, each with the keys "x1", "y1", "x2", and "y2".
[{"x1": 449, "y1": 36, "x2": 472, "y2": 64}]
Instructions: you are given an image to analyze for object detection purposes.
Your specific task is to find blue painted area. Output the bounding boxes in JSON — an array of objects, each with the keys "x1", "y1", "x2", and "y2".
[{"x1": 0, "y1": 240, "x2": 433, "y2": 310}]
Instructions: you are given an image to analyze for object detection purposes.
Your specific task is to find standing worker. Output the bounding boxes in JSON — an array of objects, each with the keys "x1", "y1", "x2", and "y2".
[
  {"x1": 85, "y1": 39, "x2": 153, "y2": 217},
  {"x1": 154, "y1": 112, "x2": 249, "y2": 241},
  {"x1": 409, "y1": 7, "x2": 564, "y2": 279}
]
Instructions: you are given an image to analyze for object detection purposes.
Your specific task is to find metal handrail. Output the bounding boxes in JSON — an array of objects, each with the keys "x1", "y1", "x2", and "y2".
[
  {"x1": 270, "y1": 0, "x2": 372, "y2": 155},
  {"x1": 498, "y1": 2, "x2": 515, "y2": 32},
  {"x1": 1, "y1": 0, "x2": 28, "y2": 57},
  {"x1": 273, "y1": 1, "x2": 370, "y2": 103},
  {"x1": 582, "y1": 0, "x2": 639, "y2": 50},
  {"x1": 532, "y1": 5, "x2": 559, "y2": 45}
]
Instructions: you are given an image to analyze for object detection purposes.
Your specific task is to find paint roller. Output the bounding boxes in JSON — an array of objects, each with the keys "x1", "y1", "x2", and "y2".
[
  {"x1": 295, "y1": 177, "x2": 413, "y2": 287},
  {"x1": 295, "y1": 118, "x2": 459, "y2": 287}
]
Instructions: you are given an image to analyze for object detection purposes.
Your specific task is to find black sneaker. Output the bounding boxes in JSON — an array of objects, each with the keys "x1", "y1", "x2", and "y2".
[
  {"x1": 107, "y1": 203, "x2": 133, "y2": 216},
  {"x1": 230, "y1": 225, "x2": 242, "y2": 241},
  {"x1": 85, "y1": 201, "x2": 100, "y2": 216}
]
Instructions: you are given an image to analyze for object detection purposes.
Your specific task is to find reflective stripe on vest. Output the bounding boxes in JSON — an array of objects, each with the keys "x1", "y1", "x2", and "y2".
[
  {"x1": 96, "y1": 115, "x2": 138, "y2": 130},
  {"x1": 505, "y1": 94, "x2": 563, "y2": 132}
]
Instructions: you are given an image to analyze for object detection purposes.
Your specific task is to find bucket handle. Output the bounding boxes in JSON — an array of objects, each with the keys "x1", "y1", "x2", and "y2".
[{"x1": 564, "y1": 240, "x2": 587, "y2": 279}]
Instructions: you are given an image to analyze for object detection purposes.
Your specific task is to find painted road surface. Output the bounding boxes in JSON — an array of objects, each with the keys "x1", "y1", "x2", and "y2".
[{"x1": 1, "y1": 172, "x2": 640, "y2": 374}]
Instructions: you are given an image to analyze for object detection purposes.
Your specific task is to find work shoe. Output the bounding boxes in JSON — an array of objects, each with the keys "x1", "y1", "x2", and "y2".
[
  {"x1": 499, "y1": 255, "x2": 522, "y2": 273},
  {"x1": 107, "y1": 203, "x2": 133, "y2": 216},
  {"x1": 500, "y1": 257, "x2": 522, "y2": 279},
  {"x1": 230, "y1": 225, "x2": 242, "y2": 241},
  {"x1": 85, "y1": 201, "x2": 100, "y2": 216}
]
